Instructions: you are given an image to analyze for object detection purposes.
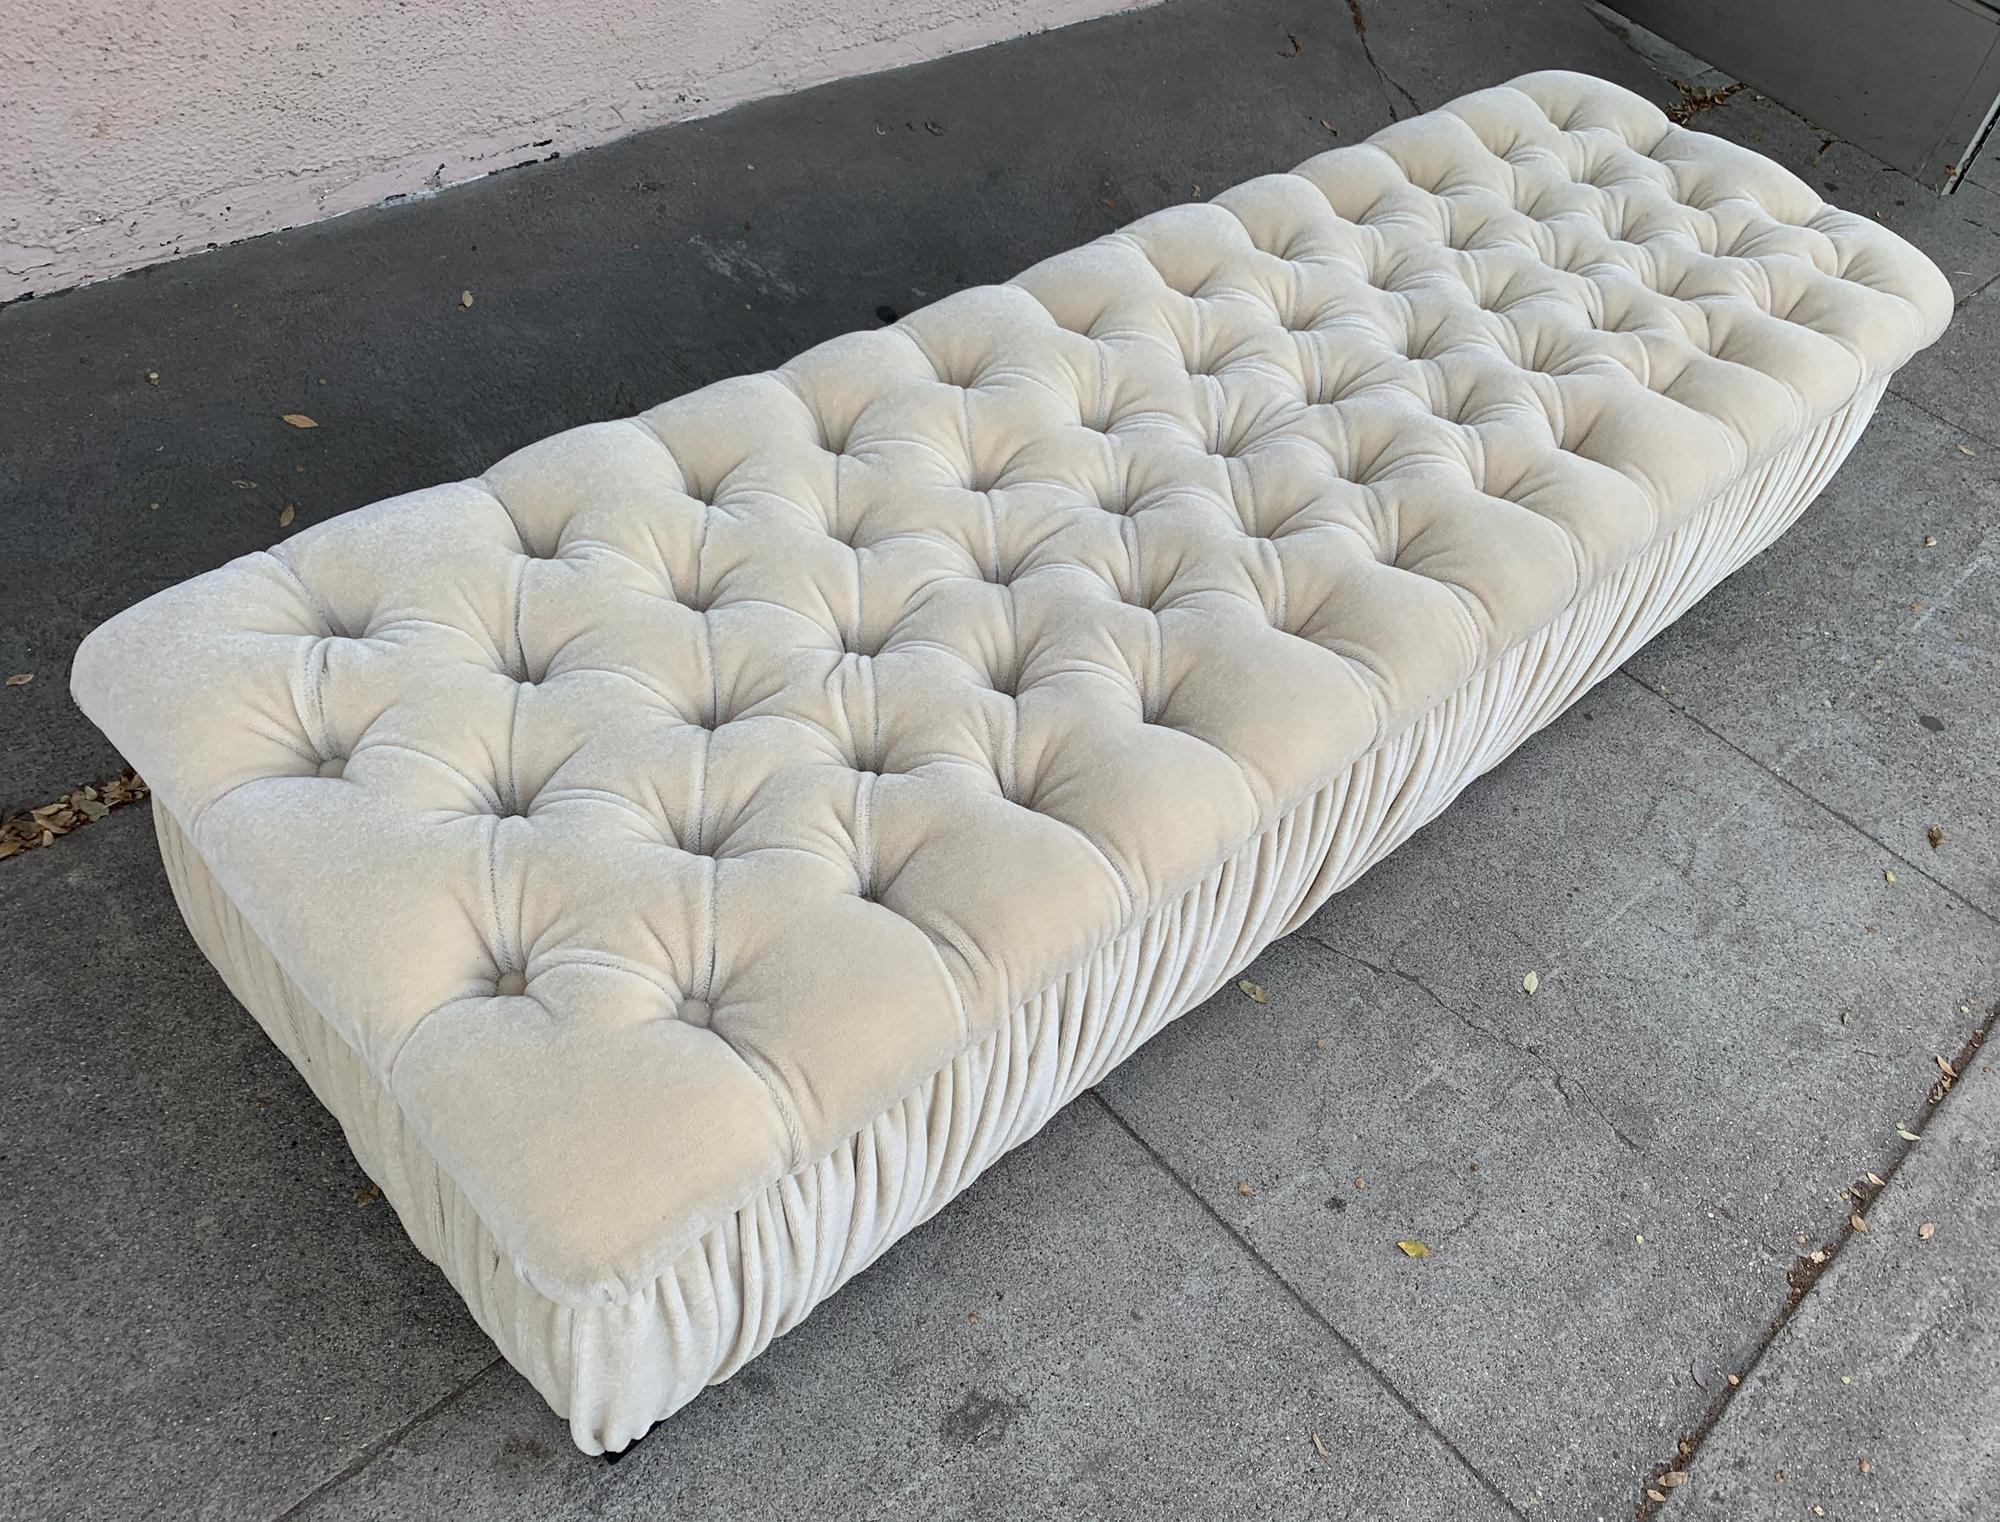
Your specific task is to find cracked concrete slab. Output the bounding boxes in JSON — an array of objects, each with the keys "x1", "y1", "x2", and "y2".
[
  {"x1": 1096, "y1": 672, "x2": 2000, "y2": 1519},
  {"x1": 1627, "y1": 395, "x2": 2000, "y2": 921},
  {"x1": 0, "y1": 807, "x2": 498, "y2": 1522},
  {"x1": 1668, "y1": 1043, "x2": 2000, "y2": 1521},
  {"x1": 281, "y1": 1098, "x2": 1513, "y2": 1522}
]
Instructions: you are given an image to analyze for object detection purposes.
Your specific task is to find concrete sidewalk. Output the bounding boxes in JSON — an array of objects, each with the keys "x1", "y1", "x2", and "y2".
[{"x1": 3, "y1": 2, "x2": 1996, "y2": 1518}]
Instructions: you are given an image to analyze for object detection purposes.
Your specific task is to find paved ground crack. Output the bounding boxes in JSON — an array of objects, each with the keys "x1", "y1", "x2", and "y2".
[
  {"x1": 1343, "y1": 0, "x2": 1420, "y2": 120},
  {"x1": 1303, "y1": 933, "x2": 1641, "y2": 1154}
]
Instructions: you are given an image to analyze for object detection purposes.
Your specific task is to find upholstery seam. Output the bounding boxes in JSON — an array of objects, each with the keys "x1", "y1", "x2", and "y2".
[
  {"x1": 262, "y1": 547, "x2": 337, "y2": 629},
  {"x1": 856, "y1": 769, "x2": 876, "y2": 898},
  {"x1": 703, "y1": 855, "x2": 721, "y2": 1009},
  {"x1": 361, "y1": 741, "x2": 505, "y2": 813},
  {"x1": 485, "y1": 815, "x2": 510, "y2": 978},
  {"x1": 867, "y1": 641, "x2": 883, "y2": 771}
]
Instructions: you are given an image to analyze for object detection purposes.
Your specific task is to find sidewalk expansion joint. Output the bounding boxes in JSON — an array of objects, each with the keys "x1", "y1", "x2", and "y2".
[
  {"x1": 1619, "y1": 669, "x2": 2000, "y2": 930},
  {"x1": 269, "y1": 1356, "x2": 507, "y2": 1520},
  {"x1": 1632, "y1": 1001, "x2": 1999, "y2": 1518},
  {"x1": 1088, "y1": 1086, "x2": 1531, "y2": 1520}
]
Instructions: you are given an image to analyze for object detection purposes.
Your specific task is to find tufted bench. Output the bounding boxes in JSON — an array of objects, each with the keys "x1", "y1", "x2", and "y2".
[{"x1": 74, "y1": 72, "x2": 1949, "y2": 1453}]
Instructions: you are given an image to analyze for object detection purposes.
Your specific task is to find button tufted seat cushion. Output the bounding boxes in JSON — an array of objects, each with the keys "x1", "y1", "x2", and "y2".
[{"x1": 73, "y1": 71, "x2": 1949, "y2": 1453}]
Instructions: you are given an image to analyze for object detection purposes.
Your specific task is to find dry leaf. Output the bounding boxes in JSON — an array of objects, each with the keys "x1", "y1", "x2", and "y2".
[
  {"x1": 1859, "y1": 1458, "x2": 1871, "y2": 1473},
  {"x1": 1645, "y1": 1490, "x2": 1666, "y2": 1504},
  {"x1": 1850, "y1": 1212, "x2": 1868, "y2": 1232},
  {"x1": 4, "y1": 673, "x2": 31, "y2": 687},
  {"x1": 282, "y1": 413, "x2": 318, "y2": 429},
  {"x1": 1237, "y1": 977, "x2": 1269, "y2": 1004},
  {"x1": 1661, "y1": 1471, "x2": 1687, "y2": 1488},
  {"x1": 459, "y1": 289, "x2": 474, "y2": 308},
  {"x1": 1522, "y1": 970, "x2": 1539, "y2": 995},
  {"x1": 1726, "y1": 1373, "x2": 1740, "y2": 1387},
  {"x1": 1918, "y1": 1221, "x2": 1936, "y2": 1241},
  {"x1": 1937, "y1": 1054, "x2": 1959, "y2": 1080},
  {"x1": 1884, "y1": 869, "x2": 1897, "y2": 884},
  {"x1": 353, "y1": 1183, "x2": 382, "y2": 1207},
  {"x1": 1395, "y1": 1239, "x2": 1430, "y2": 1258},
  {"x1": 1866, "y1": 1172, "x2": 1886, "y2": 1187},
  {"x1": 1928, "y1": 825, "x2": 1946, "y2": 849},
  {"x1": 0, "y1": 767, "x2": 148, "y2": 859},
  {"x1": 1922, "y1": 533, "x2": 1938, "y2": 547},
  {"x1": 1311, "y1": 1430, "x2": 1331, "y2": 1459},
  {"x1": 1959, "y1": 443, "x2": 1977, "y2": 457},
  {"x1": 1236, "y1": 1180, "x2": 1254, "y2": 1197},
  {"x1": 1897, "y1": 1124, "x2": 1922, "y2": 1141},
  {"x1": 277, "y1": 503, "x2": 295, "y2": 528}
]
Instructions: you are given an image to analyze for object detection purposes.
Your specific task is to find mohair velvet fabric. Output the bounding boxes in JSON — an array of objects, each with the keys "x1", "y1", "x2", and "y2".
[{"x1": 75, "y1": 72, "x2": 1948, "y2": 1451}]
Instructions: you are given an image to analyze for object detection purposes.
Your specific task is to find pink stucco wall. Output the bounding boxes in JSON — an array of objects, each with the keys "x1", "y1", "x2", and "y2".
[{"x1": 2, "y1": 0, "x2": 1141, "y2": 302}]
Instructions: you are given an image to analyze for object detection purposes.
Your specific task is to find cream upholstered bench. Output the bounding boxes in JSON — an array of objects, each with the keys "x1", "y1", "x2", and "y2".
[{"x1": 74, "y1": 72, "x2": 1948, "y2": 1453}]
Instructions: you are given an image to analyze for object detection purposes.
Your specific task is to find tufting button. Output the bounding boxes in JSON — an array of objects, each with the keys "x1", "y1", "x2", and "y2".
[
  {"x1": 316, "y1": 755, "x2": 347, "y2": 779},
  {"x1": 495, "y1": 970, "x2": 527, "y2": 998},
  {"x1": 988, "y1": 665, "x2": 1026, "y2": 698}
]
